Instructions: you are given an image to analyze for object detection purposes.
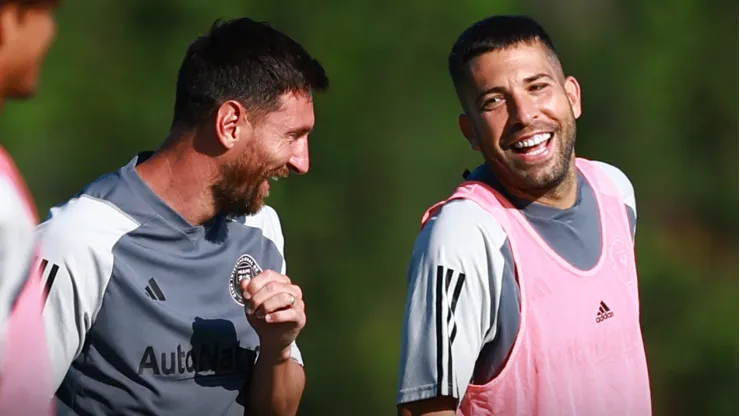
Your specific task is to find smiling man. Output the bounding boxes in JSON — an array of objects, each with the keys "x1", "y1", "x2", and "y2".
[
  {"x1": 34, "y1": 18, "x2": 328, "y2": 415},
  {"x1": 397, "y1": 15, "x2": 652, "y2": 415}
]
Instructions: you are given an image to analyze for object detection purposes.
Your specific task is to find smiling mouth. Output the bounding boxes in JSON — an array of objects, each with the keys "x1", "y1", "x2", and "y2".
[{"x1": 510, "y1": 133, "x2": 553, "y2": 156}]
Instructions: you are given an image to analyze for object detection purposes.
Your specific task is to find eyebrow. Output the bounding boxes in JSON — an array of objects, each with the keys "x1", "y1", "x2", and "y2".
[
  {"x1": 524, "y1": 73, "x2": 553, "y2": 83},
  {"x1": 288, "y1": 127, "x2": 312, "y2": 137},
  {"x1": 475, "y1": 73, "x2": 554, "y2": 104}
]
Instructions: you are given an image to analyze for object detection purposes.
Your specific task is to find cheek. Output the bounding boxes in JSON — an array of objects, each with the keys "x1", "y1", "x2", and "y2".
[
  {"x1": 258, "y1": 141, "x2": 292, "y2": 166},
  {"x1": 16, "y1": 18, "x2": 55, "y2": 69},
  {"x1": 27, "y1": 12, "x2": 55, "y2": 47},
  {"x1": 478, "y1": 112, "x2": 508, "y2": 150},
  {"x1": 42, "y1": 20, "x2": 56, "y2": 52},
  {"x1": 541, "y1": 92, "x2": 573, "y2": 121}
]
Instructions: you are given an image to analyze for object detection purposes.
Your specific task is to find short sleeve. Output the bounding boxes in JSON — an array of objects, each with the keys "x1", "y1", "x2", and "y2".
[
  {"x1": 592, "y1": 161, "x2": 637, "y2": 238},
  {"x1": 36, "y1": 195, "x2": 139, "y2": 389},
  {"x1": 397, "y1": 199, "x2": 509, "y2": 404}
]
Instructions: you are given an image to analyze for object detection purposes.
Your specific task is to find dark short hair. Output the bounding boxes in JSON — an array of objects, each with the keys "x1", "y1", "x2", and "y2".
[
  {"x1": 172, "y1": 18, "x2": 329, "y2": 128},
  {"x1": 448, "y1": 15, "x2": 559, "y2": 91}
]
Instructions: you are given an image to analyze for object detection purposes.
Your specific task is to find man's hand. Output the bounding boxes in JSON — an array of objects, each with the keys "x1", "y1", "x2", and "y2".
[
  {"x1": 240, "y1": 270, "x2": 306, "y2": 415},
  {"x1": 241, "y1": 270, "x2": 306, "y2": 361}
]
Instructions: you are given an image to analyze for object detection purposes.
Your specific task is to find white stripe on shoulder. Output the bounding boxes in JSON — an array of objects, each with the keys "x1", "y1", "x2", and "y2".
[
  {"x1": 43, "y1": 194, "x2": 141, "y2": 233},
  {"x1": 591, "y1": 161, "x2": 637, "y2": 216},
  {"x1": 233, "y1": 205, "x2": 285, "y2": 256}
]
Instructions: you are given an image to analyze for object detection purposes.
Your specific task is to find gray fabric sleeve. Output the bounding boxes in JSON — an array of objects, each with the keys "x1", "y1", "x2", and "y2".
[
  {"x1": 36, "y1": 195, "x2": 140, "y2": 390},
  {"x1": 397, "y1": 200, "x2": 508, "y2": 405}
]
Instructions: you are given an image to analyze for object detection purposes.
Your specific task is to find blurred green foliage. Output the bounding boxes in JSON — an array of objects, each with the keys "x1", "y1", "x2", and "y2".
[{"x1": 2, "y1": 0, "x2": 737, "y2": 415}]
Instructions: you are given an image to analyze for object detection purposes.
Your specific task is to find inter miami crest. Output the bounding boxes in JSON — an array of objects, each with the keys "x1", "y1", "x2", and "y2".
[{"x1": 229, "y1": 254, "x2": 263, "y2": 306}]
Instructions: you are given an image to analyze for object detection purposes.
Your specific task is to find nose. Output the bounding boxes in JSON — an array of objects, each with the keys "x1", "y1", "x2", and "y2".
[
  {"x1": 288, "y1": 137, "x2": 310, "y2": 175},
  {"x1": 508, "y1": 91, "x2": 538, "y2": 127}
]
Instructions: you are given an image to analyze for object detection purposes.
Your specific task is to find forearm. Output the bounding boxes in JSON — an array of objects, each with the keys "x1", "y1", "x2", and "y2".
[
  {"x1": 397, "y1": 397, "x2": 457, "y2": 416},
  {"x1": 245, "y1": 349, "x2": 305, "y2": 416}
]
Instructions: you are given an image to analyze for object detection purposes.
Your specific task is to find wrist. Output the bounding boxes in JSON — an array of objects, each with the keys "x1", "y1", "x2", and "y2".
[{"x1": 257, "y1": 344, "x2": 292, "y2": 365}]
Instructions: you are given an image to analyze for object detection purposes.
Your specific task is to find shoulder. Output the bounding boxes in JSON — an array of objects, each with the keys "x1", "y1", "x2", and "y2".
[
  {"x1": 37, "y1": 193, "x2": 141, "y2": 260},
  {"x1": 0, "y1": 149, "x2": 35, "y2": 221},
  {"x1": 38, "y1": 166, "x2": 151, "y2": 252},
  {"x1": 420, "y1": 198, "x2": 508, "y2": 246},
  {"x1": 235, "y1": 205, "x2": 284, "y2": 253},
  {"x1": 0, "y1": 174, "x2": 34, "y2": 228},
  {"x1": 35, "y1": 194, "x2": 141, "y2": 333},
  {"x1": 0, "y1": 147, "x2": 26, "y2": 193},
  {"x1": 590, "y1": 160, "x2": 637, "y2": 214},
  {"x1": 413, "y1": 198, "x2": 509, "y2": 265}
]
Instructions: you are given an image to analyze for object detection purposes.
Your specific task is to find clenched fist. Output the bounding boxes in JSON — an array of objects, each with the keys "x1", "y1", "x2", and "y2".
[{"x1": 241, "y1": 270, "x2": 306, "y2": 361}]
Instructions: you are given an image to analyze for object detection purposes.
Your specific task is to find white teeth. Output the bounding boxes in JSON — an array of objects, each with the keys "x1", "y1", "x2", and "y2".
[
  {"x1": 513, "y1": 133, "x2": 551, "y2": 149},
  {"x1": 270, "y1": 177, "x2": 279, "y2": 181},
  {"x1": 528, "y1": 146, "x2": 547, "y2": 156}
]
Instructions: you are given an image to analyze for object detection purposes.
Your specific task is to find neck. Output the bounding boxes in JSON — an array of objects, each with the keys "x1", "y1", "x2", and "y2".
[
  {"x1": 496, "y1": 162, "x2": 579, "y2": 209},
  {"x1": 136, "y1": 132, "x2": 219, "y2": 226}
]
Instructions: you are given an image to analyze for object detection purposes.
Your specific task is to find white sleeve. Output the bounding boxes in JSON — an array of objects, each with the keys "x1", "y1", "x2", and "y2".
[
  {"x1": 0, "y1": 176, "x2": 36, "y2": 358},
  {"x1": 35, "y1": 195, "x2": 139, "y2": 390},
  {"x1": 592, "y1": 161, "x2": 638, "y2": 236},
  {"x1": 397, "y1": 200, "x2": 506, "y2": 405},
  {"x1": 248, "y1": 206, "x2": 302, "y2": 366}
]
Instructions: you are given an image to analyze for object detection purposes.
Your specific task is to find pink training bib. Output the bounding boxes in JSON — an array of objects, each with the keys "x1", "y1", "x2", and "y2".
[
  {"x1": 0, "y1": 146, "x2": 54, "y2": 415},
  {"x1": 422, "y1": 158, "x2": 652, "y2": 416}
]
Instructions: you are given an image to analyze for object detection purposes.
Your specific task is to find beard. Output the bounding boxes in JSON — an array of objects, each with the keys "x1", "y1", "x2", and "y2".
[
  {"x1": 499, "y1": 114, "x2": 577, "y2": 193},
  {"x1": 211, "y1": 149, "x2": 289, "y2": 218}
]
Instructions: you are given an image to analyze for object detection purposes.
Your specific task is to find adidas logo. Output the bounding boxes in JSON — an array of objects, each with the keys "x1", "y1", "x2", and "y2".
[
  {"x1": 145, "y1": 278, "x2": 166, "y2": 301},
  {"x1": 595, "y1": 301, "x2": 614, "y2": 323}
]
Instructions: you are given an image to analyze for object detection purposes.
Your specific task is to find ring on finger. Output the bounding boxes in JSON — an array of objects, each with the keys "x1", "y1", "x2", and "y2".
[{"x1": 289, "y1": 295, "x2": 296, "y2": 306}]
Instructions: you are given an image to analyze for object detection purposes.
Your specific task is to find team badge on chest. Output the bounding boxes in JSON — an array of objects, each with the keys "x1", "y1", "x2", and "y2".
[
  {"x1": 229, "y1": 254, "x2": 263, "y2": 306},
  {"x1": 608, "y1": 236, "x2": 636, "y2": 287}
]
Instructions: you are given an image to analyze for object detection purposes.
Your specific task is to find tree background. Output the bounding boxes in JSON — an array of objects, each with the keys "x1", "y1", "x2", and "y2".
[{"x1": 2, "y1": 0, "x2": 737, "y2": 415}]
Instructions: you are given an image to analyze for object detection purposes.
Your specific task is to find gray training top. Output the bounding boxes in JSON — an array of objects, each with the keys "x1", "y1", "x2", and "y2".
[
  {"x1": 397, "y1": 161, "x2": 636, "y2": 405},
  {"x1": 36, "y1": 153, "x2": 303, "y2": 415}
]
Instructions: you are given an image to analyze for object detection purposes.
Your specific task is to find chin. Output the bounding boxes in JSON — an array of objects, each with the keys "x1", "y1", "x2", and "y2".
[
  {"x1": 504, "y1": 160, "x2": 554, "y2": 187},
  {"x1": 526, "y1": 167, "x2": 569, "y2": 190}
]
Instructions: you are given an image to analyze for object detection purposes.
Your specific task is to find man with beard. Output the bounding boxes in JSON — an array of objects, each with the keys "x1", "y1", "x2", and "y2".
[
  {"x1": 396, "y1": 15, "x2": 651, "y2": 416},
  {"x1": 34, "y1": 18, "x2": 328, "y2": 415}
]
